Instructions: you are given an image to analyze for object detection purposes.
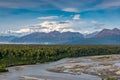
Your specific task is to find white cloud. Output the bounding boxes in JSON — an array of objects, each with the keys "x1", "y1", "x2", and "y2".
[
  {"x1": 0, "y1": 0, "x2": 120, "y2": 13},
  {"x1": 39, "y1": 21, "x2": 72, "y2": 32},
  {"x1": 11, "y1": 28, "x2": 32, "y2": 33},
  {"x1": 7, "y1": 20, "x2": 104, "y2": 34},
  {"x1": 73, "y1": 14, "x2": 80, "y2": 20},
  {"x1": 8, "y1": 19, "x2": 105, "y2": 35},
  {"x1": 62, "y1": 8, "x2": 79, "y2": 12},
  {"x1": 95, "y1": 0, "x2": 120, "y2": 9},
  {"x1": 5, "y1": 15, "x2": 105, "y2": 35},
  {"x1": 37, "y1": 16, "x2": 58, "y2": 20}
]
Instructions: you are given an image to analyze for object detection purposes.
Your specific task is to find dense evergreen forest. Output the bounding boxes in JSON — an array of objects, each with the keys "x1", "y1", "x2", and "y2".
[{"x1": 0, "y1": 45, "x2": 120, "y2": 72}]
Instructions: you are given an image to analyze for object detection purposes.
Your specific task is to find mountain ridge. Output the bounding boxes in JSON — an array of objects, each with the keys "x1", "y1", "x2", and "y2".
[
  {"x1": 0, "y1": 28, "x2": 120, "y2": 44},
  {"x1": 93, "y1": 28, "x2": 120, "y2": 38},
  {"x1": 12, "y1": 31, "x2": 84, "y2": 44}
]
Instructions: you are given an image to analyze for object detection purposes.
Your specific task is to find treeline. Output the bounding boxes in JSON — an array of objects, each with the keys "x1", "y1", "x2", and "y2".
[{"x1": 0, "y1": 44, "x2": 120, "y2": 72}]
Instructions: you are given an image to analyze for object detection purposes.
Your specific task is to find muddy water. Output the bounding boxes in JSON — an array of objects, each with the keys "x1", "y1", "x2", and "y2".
[{"x1": 0, "y1": 58, "x2": 100, "y2": 80}]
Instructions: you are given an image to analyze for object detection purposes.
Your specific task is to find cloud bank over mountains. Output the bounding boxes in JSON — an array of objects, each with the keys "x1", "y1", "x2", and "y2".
[
  {"x1": 2, "y1": 14, "x2": 105, "y2": 36},
  {"x1": 0, "y1": 0, "x2": 120, "y2": 34}
]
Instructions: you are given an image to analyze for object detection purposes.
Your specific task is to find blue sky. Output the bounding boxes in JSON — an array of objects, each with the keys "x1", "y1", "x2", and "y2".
[{"x1": 0, "y1": 0, "x2": 120, "y2": 34}]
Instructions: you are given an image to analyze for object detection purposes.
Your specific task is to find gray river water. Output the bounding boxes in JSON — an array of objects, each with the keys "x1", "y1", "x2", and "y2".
[{"x1": 0, "y1": 58, "x2": 100, "y2": 80}]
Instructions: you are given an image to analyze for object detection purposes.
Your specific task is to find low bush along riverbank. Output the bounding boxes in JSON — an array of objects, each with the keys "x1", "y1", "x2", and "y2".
[{"x1": 0, "y1": 44, "x2": 120, "y2": 72}]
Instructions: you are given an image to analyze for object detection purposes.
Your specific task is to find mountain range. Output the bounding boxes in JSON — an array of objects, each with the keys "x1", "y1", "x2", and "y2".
[
  {"x1": 0, "y1": 28, "x2": 120, "y2": 44},
  {"x1": 12, "y1": 31, "x2": 84, "y2": 44}
]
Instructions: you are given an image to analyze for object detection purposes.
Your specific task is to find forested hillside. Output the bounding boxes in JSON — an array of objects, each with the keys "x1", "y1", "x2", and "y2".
[{"x1": 0, "y1": 45, "x2": 120, "y2": 72}]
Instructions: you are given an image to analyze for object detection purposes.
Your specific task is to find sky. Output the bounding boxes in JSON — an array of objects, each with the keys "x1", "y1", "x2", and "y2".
[{"x1": 0, "y1": 0, "x2": 120, "y2": 35}]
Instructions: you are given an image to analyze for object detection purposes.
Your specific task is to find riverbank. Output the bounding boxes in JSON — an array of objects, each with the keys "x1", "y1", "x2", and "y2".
[
  {"x1": 1, "y1": 55, "x2": 118, "y2": 80},
  {"x1": 47, "y1": 55, "x2": 120, "y2": 79},
  {"x1": 0, "y1": 57, "x2": 100, "y2": 80},
  {"x1": 0, "y1": 45, "x2": 120, "y2": 73}
]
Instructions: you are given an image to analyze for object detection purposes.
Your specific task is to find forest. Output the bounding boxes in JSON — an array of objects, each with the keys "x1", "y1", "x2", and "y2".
[{"x1": 0, "y1": 44, "x2": 120, "y2": 72}]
